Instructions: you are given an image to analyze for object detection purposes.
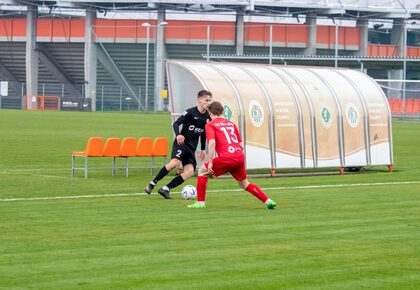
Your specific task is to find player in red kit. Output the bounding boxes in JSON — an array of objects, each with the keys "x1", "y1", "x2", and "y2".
[{"x1": 188, "y1": 101, "x2": 277, "y2": 209}]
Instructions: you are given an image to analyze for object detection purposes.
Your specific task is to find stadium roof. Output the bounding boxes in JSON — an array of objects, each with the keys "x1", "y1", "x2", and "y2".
[{"x1": 1, "y1": 0, "x2": 420, "y2": 20}]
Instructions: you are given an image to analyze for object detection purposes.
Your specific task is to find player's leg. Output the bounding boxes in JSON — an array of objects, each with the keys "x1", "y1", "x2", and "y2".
[
  {"x1": 158, "y1": 150, "x2": 196, "y2": 199},
  {"x1": 187, "y1": 165, "x2": 209, "y2": 209},
  {"x1": 160, "y1": 163, "x2": 194, "y2": 197},
  {"x1": 145, "y1": 158, "x2": 180, "y2": 194},
  {"x1": 188, "y1": 157, "x2": 227, "y2": 209},
  {"x1": 145, "y1": 141, "x2": 182, "y2": 194},
  {"x1": 233, "y1": 166, "x2": 277, "y2": 209}
]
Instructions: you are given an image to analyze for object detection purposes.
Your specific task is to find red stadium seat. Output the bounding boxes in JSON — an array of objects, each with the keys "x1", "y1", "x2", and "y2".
[
  {"x1": 393, "y1": 98, "x2": 402, "y2": 113},
  {"x1": 405, "y1": 98, "x2": 414, "y2": 113},
  {"x1": 413, "y1": 99, "x2": 420, "y2": 113}
]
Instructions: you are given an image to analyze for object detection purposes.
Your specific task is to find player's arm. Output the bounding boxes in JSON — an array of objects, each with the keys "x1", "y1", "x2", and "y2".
[
  {"x1": 207, "y1": 139, "x2": 216, "y2": 174},
  {"x1": 205, "y1": 123, "x2": 215, "y2": 174},
  {"x1": 173, "y1": 111, "x2": 189, "y2": 144},
  {"x1": 198, "y1": 130, "x2": 207, "y2": 161}
]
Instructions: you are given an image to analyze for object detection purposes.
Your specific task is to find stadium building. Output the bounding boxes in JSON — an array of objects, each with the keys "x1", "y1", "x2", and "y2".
[{"x1": 0, "y1": 0, "x2": 419, "y2": 112}]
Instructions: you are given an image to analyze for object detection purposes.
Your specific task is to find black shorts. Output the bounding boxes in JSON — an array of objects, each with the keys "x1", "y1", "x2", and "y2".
[{"x1": 171, "y1": 141, "x2": 197, "y2": 168}]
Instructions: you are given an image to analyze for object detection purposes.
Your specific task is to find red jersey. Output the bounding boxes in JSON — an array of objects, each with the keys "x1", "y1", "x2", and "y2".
[{"x1": 205, "y1": 117, "x2": 244, "y2": 159}]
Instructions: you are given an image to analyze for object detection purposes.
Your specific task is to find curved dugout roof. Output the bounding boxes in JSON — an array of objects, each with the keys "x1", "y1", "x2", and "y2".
[{"x1": 166, "y1": 60, "x2": 393, "y2": 170}]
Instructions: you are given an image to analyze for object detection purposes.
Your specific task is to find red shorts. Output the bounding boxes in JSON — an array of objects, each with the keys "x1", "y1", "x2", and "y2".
[{"x1": 205, "y1": 156, "x2": 247, "y2": 181}]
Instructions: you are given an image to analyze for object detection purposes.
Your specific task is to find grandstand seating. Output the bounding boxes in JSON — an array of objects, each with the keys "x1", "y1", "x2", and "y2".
[
  {"x1": 388, "y1": 98, "x2": 420, "y2": 115},
  {"x1": 394, "y1": 98, "x2": 402, "y2": 112},
  {"x1": 71, "y1": 137, "x2": 168, "y2": 178},
  {"x1": 406, "y1": 98, "x2": 414, "y2": 113},
  {"x1": 414, "y1": 99, "x2": 420, "y2": 113}
]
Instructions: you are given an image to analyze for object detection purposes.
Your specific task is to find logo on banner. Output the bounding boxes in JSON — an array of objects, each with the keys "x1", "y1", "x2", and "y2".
[
  {"x1": 346, "y1": 103, "x2": 360, "y2": 128},
  {"x1": 320, "y1": 105, "x2": 333, "y2": 128},
  {"x1": 223, "y1": 104, "x2": 233, "y2": 121},
  {"x1": 249, "y1": 100, "x2": 264, "y2": 128}
]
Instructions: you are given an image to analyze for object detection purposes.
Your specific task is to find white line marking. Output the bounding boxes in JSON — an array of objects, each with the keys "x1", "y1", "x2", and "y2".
[
  {"x1": 0, "y1": 168, "x2": 68, "y2": 173},
  {"x1": 262, "y1": 181, "x2": 420, "y2": 190},
  {"x1": 0, "y1": 193, "x2": 146, "y2": 202},
  {"x1": 1, "y1": 180, "x2": 419, "y2": 202},
  {"x1": 37, "y1": 175, "x2": 69, "y2": 179}
]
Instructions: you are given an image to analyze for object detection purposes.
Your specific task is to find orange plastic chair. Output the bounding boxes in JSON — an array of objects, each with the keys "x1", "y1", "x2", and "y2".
[
  {"x1": 103, "y1": 138, "x2": 121, "y2": 176},
  {"x1": 136, "y1": 137, "x2": 153, "y2": 157},
  {"x1": 151, "y1": 137, "x2": 169, "y2": 174},
  {"x1": 119, "y1": 137, "x2": 137, "y2": 177},
  {"x1": 136, "y1": 137, "x2": 154, "y2": 174},
  {"x1": 71, "y1": 137, "x2": 103, "y2": 178}
]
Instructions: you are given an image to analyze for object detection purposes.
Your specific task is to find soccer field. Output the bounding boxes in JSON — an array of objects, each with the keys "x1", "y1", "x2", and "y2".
[{"x1": 1, "y1": 110, "x2": 419, "y2": 289}]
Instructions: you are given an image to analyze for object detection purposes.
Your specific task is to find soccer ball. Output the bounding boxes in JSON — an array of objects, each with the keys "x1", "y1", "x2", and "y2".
[{"x1": 181, "y1": 185, "x2": 197, "y2": 200}]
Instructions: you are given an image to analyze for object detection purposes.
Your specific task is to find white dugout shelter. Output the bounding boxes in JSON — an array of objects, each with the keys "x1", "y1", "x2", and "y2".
[{"x1": 166, "y1": 60, "x2": 393, "y2": 174}]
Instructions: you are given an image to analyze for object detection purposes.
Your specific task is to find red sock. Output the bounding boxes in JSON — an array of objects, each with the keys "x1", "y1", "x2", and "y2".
[
  {"x1": 196, "y1": 176, "x2": 208, "y2": 202},
  {"x1": 246, "y1": 183, "x2": 269, "y2": 203}
]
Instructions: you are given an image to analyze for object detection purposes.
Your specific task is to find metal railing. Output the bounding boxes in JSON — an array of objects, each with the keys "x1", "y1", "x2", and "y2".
[
  {"x1": 1, "y1": 80, "x2": 419, "y2": 118},
  {"x1": 0, "y1": 82, "x2": 148, "y2": 112}
]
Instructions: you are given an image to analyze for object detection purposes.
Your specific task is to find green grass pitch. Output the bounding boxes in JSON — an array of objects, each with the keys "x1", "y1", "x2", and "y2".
[{"x1": 0, "y1": 110, "x2": 419, "y2": 289}]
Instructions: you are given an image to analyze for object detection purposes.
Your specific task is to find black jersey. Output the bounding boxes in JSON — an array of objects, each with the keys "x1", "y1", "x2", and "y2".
[{"x1": 172, "y1": 106, "x2": 210, "y2": 152}]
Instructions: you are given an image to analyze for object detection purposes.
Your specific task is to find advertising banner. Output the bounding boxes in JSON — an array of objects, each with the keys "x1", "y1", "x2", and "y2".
[{"x1": 61, "y1": 97, "x2": 91, "y2": 111}]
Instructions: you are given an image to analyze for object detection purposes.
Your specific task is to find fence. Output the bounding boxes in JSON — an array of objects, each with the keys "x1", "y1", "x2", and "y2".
[
  {"x1": 376, "y1": 80, "x2": 420, "y2": 118},
  {"x1": 1, "y1": 80, "x2": 420, "y2": 118},
  {"x1": 0, "y1": 82, "x2": 146, "y2": 112}
]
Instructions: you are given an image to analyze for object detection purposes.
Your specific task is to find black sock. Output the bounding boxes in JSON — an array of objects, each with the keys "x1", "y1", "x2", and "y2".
[
  {"x1": 153, "y1": 166, "x2": 169, "y2": 184},
  {"x1": 166, "y1": 175, "x2": 185, "y2": 190}
]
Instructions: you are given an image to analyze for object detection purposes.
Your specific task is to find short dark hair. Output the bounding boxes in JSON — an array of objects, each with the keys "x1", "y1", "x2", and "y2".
[
  {"x1": 207, "y1": 101, "x2": 224, "y2": 116},
  {"x1": 197, "y1": 90, "x2": 212, "y2": 98}
]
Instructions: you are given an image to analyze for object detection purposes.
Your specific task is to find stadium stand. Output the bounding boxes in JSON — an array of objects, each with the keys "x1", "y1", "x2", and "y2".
[
  {"x1": 388, "y1": 97, "x2": 420, "y2": 114},
  {"x1": 1, "y1": 0, "x2": 420, "y2": 113}
]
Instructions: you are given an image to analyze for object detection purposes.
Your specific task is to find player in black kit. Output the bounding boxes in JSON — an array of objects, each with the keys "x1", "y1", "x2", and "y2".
[{"x1": 144, "y1": 90, "x2": 212, "y2": 199}]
